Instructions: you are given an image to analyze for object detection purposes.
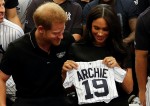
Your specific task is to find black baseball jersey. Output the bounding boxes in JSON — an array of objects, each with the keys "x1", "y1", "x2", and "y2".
[{"x1": 63, "y1": 60, "x2": 126, "y2": 105}]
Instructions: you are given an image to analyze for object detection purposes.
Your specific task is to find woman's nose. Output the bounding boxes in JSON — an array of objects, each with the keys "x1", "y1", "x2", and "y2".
[{"x1": 98, "y1": 32, "x2": 103, "y2": 36}]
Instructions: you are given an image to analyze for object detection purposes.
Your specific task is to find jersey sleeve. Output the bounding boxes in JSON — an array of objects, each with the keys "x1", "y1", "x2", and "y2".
[
  {"x1": 113, "y1": 67, "x2": 126, "y2": 83},
  {"x1": 63, "y1": 70, "x2": 74, "y2": 88}
]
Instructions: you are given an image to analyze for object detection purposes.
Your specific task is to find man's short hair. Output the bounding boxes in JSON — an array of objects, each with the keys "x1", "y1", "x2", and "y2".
[{"x1": 33, "y1": 2, "x2": 67, "y2": 30}]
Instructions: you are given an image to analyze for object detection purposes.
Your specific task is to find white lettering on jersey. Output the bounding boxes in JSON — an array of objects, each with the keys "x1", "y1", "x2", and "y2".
[
  {"x1": 63, "y1": 60, "x2": 126, "y2": 105},
  {"x1": 66, "y1": 12, "x2": 71, "y2": 21}
]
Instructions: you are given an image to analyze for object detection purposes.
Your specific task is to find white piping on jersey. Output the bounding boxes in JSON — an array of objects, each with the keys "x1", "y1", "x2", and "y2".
[{"x1": 29, "y1": 32, "x2": 35, "y2": 48}]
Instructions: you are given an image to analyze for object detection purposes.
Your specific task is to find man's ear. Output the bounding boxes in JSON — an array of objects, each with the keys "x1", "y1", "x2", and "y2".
[{"x1": 37, "y1": 25, "x2": 44, "y2": 34}]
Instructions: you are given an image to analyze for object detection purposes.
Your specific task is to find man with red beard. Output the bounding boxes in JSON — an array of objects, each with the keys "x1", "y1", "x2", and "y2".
[{"x1": 0, "y1": 2, "x2": 79, "y2": 106}]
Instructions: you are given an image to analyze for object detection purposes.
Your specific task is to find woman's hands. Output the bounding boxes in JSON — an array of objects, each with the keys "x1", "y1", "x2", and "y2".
[{"x1": 103, "y1": 56, "x2": 120, "y2": 68}]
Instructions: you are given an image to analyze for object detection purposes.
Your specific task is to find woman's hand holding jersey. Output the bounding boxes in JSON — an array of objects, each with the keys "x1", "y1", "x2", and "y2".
[{"x1": 103, "y1": 56, "x2": 120, "y2": 68}]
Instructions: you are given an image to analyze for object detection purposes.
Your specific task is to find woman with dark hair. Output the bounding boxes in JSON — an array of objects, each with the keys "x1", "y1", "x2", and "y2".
[{"x1": 62, "y1": 4, "x2": 133, "y2": 106}]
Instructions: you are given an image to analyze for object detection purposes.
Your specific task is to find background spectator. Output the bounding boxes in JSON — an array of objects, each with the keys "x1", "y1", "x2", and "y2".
[
  {"x1": 73, "y1": 0, "x2": 93, "y2": 9},
  {"x1": 0, "y1": 0, "x2": 24, "y2": 106},
  {"x1": 25, "y1": 0, "x2": 82, "y2": 41},
  {"x1": 135, "y1": 6, "x2": 150, "y2": 106}
]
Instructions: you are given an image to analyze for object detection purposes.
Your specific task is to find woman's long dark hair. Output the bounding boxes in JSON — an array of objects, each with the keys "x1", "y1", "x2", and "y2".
[{"x1": 80, "y1": 4, "x2": 128, "y2": 67}]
